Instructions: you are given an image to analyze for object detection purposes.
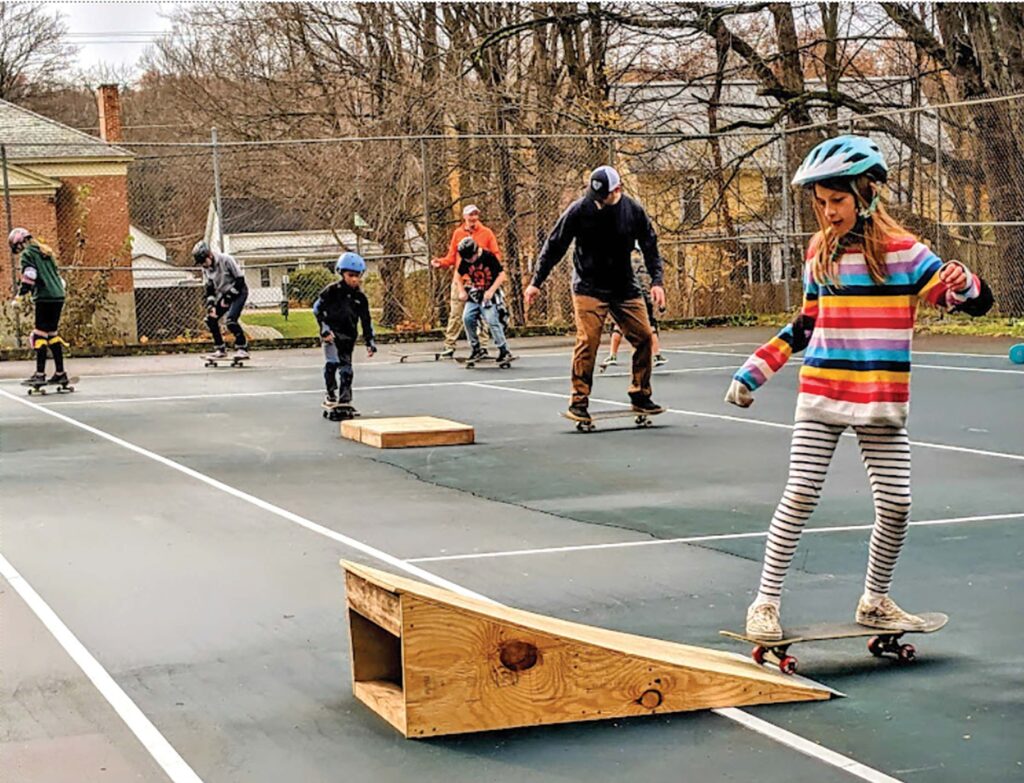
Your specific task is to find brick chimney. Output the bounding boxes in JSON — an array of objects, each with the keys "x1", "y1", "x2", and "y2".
[{"x1": 96, "y1": 84, "x2": 123, "y2": 143}]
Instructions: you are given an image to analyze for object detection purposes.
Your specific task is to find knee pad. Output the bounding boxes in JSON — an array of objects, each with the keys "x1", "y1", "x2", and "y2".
[
  {"x1": 31, "y1": 331, "x2": 48, "y2": 350},
  {"x1": 47, "y1": 334, "x2": 69, "y2": 347}
]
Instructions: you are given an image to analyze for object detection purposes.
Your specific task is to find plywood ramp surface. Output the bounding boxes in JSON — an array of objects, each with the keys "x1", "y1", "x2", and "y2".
[
  {"x1": 341, "y1": 560, "x2": 833, "y2": 738},
  {"x1": 341, "y1": 416, "x2": 474, "y2": 448}
]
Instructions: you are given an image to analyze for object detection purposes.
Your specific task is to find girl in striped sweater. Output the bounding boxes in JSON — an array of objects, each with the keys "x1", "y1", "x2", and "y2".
[{"x1": 725, "y1": 135, "x2": 993, "y2": 641}]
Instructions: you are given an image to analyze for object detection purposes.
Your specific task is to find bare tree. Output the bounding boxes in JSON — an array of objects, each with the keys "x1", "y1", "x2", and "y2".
[{"x1": 0, "y1": 2, "x2": 75, "y2": 102}]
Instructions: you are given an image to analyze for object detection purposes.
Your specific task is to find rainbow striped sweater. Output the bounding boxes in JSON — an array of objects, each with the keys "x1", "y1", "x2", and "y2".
[{"x1": 735, "y1": 236, "x2": 985, "y2": 427}]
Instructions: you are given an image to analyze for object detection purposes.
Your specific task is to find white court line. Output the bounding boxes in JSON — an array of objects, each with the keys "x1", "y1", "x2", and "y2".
[
  {"x1": 0, "y1": 554, "x2": 205, "y2": 783},
  {"x1": 470, "y1": 383, "x2": 1024, "y2": 463},
  {"x1": 40, "y1": 366, "x2": 737, "y2": 407},
  {"x1": 0, "y1": 387, "x2": 895, "y2": 783},
  {"x1": 408, "y1": 511, "x2": 1024, "y2": 563}
]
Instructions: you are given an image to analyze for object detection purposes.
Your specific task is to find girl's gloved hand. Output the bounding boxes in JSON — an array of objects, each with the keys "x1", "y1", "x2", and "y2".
[{"x1": 724, "y1": 378, "x2": 754, "y2": 408}]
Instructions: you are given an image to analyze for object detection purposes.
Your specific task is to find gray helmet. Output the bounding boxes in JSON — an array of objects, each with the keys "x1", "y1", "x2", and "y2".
[
  {"x1": 457, "y1": 236, "x2": 478, "y2": 260},
  {"x1": 192, "y1": 240, "x2": 211, "y2": 264}
]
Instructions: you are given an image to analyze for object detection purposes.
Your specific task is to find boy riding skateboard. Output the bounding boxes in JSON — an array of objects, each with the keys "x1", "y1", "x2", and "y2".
[{"x1": 313, "y1": 252, "x2": 377, "y2": 414}]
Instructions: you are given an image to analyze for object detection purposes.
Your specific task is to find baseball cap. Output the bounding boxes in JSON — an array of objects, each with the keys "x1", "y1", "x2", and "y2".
[
  {"x1": 462, "y1": 204, "x2": 481, "y2": 217},
  {"x1": 587, "y1": 165, "x2": 621, "y2": 201}
]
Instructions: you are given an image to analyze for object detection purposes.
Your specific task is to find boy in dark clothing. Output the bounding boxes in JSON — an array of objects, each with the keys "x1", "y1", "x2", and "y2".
[
  {"x1": 313, "y1": 252, "x2": 377, "y2": 406},
  {"x1": 9, "y1": 228, "x2": 70, "y2": 386},
  {"x1": 455, "y1": 237, "x2": 513, "y2": 363},
  {"x1": 192, "y1": 240, "x2": 250, "y2": 360}
]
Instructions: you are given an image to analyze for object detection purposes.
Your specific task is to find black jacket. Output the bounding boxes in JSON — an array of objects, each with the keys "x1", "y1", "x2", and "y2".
[
  {"x1": 313, "y1": 282, "x2": 375, "y2": 344},
  {"x1": 531, "y1": 194, "x2": 664, "y2": 301}
]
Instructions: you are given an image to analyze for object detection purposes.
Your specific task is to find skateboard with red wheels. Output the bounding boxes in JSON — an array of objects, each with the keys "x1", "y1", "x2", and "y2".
[{"x1": 720, "y1": 612, "x2": 948, "y2": 675}]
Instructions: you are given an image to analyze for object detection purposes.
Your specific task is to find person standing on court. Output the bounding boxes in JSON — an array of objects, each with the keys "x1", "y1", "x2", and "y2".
[
  {"x1": 431, "y1": 204, "x2": 500, "y2": 358},
  {"x1": 725, "y1": 135, "x2": 993, "y2": 642},
  {"x1": 523, "y1": 165, "x2": 666, "y2": 423}
]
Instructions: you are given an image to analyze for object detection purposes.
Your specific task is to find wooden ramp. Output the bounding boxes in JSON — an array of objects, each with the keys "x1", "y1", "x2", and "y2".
[
  {"x1": 342, "y1": 560, "x2": 833, "y2": 738},
  {"x1": 341, "y1": 416, "x2": 474, "y2": 448}
]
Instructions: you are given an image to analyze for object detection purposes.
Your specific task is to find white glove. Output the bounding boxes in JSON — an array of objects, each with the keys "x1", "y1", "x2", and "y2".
[
  {"x1": 724, "y1": 378, "x2": 754, "y2": 408},
  {"x1": 10, "y1": 296, "x2": 23, "y2": 312}
]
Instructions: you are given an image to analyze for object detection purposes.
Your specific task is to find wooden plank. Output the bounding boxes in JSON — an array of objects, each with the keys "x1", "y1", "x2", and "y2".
[
  {"x1": 353, "y1": 681, "x2": 407, "y2": 735},
  {"x1": 341, "y1": 417, "x2": 474, "y2": 449},
  {"x1": 339, "y1": 561, "x2": 833, "y2": 738},
  {"x1": 345, "y1": 570, "x2": 402, "y2": 636}
]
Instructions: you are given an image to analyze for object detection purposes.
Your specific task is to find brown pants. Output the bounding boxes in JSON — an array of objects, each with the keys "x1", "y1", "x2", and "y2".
[
  {"x1": 443, "y1": 294, "x2": 490, "y2": 349},
  {"x1": 571, "y1": 294, "x2": 653, "y2": 406}
]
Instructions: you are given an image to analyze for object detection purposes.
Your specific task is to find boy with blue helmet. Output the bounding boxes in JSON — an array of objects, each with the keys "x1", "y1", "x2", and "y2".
[{"x1": 313, "y1": 252, "x2": 376, "y2": 409}]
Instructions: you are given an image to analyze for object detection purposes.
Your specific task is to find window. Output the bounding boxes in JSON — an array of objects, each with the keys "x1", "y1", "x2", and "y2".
[
  {"x1": 680, "y1": 177, "x2": 703, "y2": 224},
  {"x1": 260, "y1": 268, "x2": 270, "y2": 287}
]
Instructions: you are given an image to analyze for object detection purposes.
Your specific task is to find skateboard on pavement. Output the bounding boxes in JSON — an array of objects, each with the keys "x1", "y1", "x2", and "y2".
[
  {"x1": 397, "y1": 351, "x2": 452, "y2": 363},
  {"x1": 720, "y1": 612, "x2": 949, "y2": 675},
  {"x1": 204, "y1": 353, "x2": 250, "y2": 368},
  {"x1": 21, "y1": 376, "x2": 79, "y2": 396},
  {"x1": 322, "y1": 401, "x2": 359, "y2": 422},
  {"x1": 560, "y1": 408, "x2": 663, "y2": 433},
  {"x1": 456, "y1": 354, "x2": 517, "y2": 370}
]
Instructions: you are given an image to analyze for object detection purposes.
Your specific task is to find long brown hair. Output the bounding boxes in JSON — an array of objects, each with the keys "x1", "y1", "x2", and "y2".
[{"x1": 809, "y1": 175, "x2": 913, "y2": 287}]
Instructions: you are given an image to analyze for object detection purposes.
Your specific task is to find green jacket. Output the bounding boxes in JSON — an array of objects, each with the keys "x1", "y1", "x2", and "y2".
[{"x1": 19, "y1": 243, "x2": 65, "y2": 302}]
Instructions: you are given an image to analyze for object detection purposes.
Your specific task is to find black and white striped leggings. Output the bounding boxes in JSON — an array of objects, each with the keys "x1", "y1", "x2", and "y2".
[{"x1": 757, "y1": 421, "x2": 912, "y2": 604}]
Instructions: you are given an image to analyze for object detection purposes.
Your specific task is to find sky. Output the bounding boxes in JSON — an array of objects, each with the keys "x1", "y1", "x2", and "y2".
[{"x1": 45, "y1": 2, "x2": 175, "y2": 74}]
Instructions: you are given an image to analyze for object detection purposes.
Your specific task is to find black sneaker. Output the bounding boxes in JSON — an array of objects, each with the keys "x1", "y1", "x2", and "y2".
[
  {"x1": 468, "y1": 347, "x2": 487, "y2": 362},
  {"x1": 629, "y1": 393, "x2": 665, "y2": 415},
  {"x1": 497, "y1": 347, "x2": 514, "y2": 362},
  {"x1": 566, "y1": 402, "x2": 591, "y2": 422},
  {"x1": 26, "y1": 371, "x2": 46, "y2": 385},
  {"x1": 47, "y1": 371, "x2": 68, "y2": 385},
  {"x1": 325, "y1": 390, "x2": 338, "y2": 405}
]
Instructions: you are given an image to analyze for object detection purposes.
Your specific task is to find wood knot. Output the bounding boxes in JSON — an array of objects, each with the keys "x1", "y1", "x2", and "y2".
[
  {"x1": 639, "y1": 689, "x2": 663, "y2": 709},
  {"x1": 498, "y1": 640, "x2": 539, "y2": 672}
]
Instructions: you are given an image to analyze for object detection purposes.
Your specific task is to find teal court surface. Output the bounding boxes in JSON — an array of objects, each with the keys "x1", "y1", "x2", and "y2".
[{"x1": 1, "y1": 327, "x2": 1021, "y2": 783}]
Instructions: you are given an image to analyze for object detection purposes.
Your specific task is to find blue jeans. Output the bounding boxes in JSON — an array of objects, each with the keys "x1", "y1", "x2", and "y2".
[{"x1": 463, "y1": 299, "x2": 507, "y2": 352}]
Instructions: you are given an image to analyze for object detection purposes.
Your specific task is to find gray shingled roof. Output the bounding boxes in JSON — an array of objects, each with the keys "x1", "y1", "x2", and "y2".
[
  {"x1": 0, "y1": 98, "x2": 132, "y2": 160},
  {"x1": 221, "y1": 197, "x2": 318, "y2": 234}
]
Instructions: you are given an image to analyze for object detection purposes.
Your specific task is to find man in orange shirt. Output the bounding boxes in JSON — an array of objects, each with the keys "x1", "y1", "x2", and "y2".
[{"x1": 431, "y1": 204, "x2": 500, "y2": 357}]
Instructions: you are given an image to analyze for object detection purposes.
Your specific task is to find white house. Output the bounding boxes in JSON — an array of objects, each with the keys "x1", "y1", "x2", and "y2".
[{"x1": 130, "y1": 225, "x2": 200, "y2": 289}]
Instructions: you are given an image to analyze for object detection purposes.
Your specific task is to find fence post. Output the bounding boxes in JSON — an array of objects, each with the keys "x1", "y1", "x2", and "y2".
[
  {"x1": 211, "y1": 127, "x2": 225, "y2": 251},
  {"x1": 1, "y1": 144, "x2": 23, "y2": 347},
  {"x1": 935, "y1": 109, "x2": 943, "y2": 258},
  {"x1": 779, "y1": 132, "x2": 792, "y2": 310},
  {"x1": 419, "y1": 137, "x2": 435, "y2": 324}
]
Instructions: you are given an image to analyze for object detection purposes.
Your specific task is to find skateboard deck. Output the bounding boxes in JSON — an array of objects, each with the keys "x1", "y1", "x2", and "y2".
[
  {"x1": 204, "y1": 354, "x2": 250, "y2": 368},
  {"x1": 322, "y1": 401, "x2": 359, "y2": 421},
  {"x1": 560, "y1": 408, "x2": 663, "y2": 432},
  {"x1": 720, "y1": 612, "x2": 948, "y2": 674},
  {"x1": 397, "y1": 351, "x2": 450, "y2": 363},
  {"x1": 21, "y1": 376, "x2": 79, "y2": 395},
  {"x1": 456, "y1": 354, "x2": 517, "y2": 369}
]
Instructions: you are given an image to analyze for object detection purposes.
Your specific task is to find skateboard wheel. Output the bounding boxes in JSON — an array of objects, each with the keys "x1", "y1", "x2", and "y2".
[
  {"x1": 751, "y1": 646, "x2": 766, "y2": 665},
  {"x1": 1010, "y1": 344, "x2": 1024, "y2": 364},
  {"x1": 867, "y1": 636, "x2": 885, "y2": 657},
  {"x1": 778, "y1": 655, "x2": 798, "y2": 675},
  {"x1": 898, "y1": 643, "x2": 916, "y2": 662}
]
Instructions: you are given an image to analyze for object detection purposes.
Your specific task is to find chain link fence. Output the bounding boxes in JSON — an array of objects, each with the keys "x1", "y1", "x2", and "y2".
[{"x1": 3, "y1": 93, "x2": 1023, "y2": 352}]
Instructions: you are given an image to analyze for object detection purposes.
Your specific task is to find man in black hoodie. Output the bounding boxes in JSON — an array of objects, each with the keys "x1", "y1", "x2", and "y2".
[{"x1": 524, "y1": 166, "x2": 666, "y2": 423}]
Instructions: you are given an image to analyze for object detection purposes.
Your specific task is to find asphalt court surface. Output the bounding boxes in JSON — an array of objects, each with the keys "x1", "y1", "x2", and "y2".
[{"x1": 1, "y1": 327, "x2": 1022, "y2": 782}]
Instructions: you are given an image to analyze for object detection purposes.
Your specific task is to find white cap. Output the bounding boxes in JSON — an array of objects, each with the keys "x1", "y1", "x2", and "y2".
[{"x1": 462, "y1": 204, "x2": 481, "y2": 217}]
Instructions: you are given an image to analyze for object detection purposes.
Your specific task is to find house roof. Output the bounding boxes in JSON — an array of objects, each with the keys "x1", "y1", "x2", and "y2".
[
  {"x1": 221, "y1": 197, "x2": 320, "y2": 235},
  {"x1": 0, "y1": 98, "x2": 132, "y2": 160}
]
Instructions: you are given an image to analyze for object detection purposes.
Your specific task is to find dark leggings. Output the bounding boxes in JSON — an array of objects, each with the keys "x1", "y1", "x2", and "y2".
[
  {"x1": 207, "y1": 290, "x2": 248, "y2": 348},
  {"x1": 33, "y1": 300, "x2": 65, "y2": 373}
]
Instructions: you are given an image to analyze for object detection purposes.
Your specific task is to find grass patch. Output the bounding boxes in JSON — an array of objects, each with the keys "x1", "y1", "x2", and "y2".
[{"x1": 241, "y1": 309, "x2": 393, "y2": 339}]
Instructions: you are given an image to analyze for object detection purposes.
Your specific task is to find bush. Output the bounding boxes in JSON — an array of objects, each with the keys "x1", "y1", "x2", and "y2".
[{"x1": 288, "y1": 266, "x2": 335, "y2": 306}]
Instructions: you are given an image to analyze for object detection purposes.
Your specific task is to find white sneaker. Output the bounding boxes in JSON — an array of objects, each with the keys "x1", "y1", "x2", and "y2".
[
  {"x1": 210, "y1": 346, "x2": 227, "y2": 359},
  {"x1": 233, "y1": 348, "x2": 250, "y2": 359},
  {"x1": 856, "y1": 595, "x2": 926, "y2": 630},
  {"x1": 746, "y1": 602, "x2": 783, "y2": 641}
]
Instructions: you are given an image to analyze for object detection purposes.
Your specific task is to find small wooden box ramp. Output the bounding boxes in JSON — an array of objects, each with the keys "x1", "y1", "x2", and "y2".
[
  {"x1": 341, "y1": 416, "x2": 474, "y2": 449},
  {"x1": 342, "y1": 560, "x2": 833, "y2": 738}
]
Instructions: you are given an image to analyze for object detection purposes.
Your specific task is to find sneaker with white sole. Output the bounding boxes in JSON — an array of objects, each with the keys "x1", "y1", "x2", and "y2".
[
  {"x1": 745, "y1": 602, "x2": 783, "y2": 641},
  {"x1": 855, "y1": 595, "x2": 926, "y2": 630}
]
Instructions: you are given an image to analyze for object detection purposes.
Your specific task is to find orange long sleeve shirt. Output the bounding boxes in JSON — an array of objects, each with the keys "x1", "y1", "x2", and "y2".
[{"x1": 437, "y1": 223, "x2": 501, "y2": 269}]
